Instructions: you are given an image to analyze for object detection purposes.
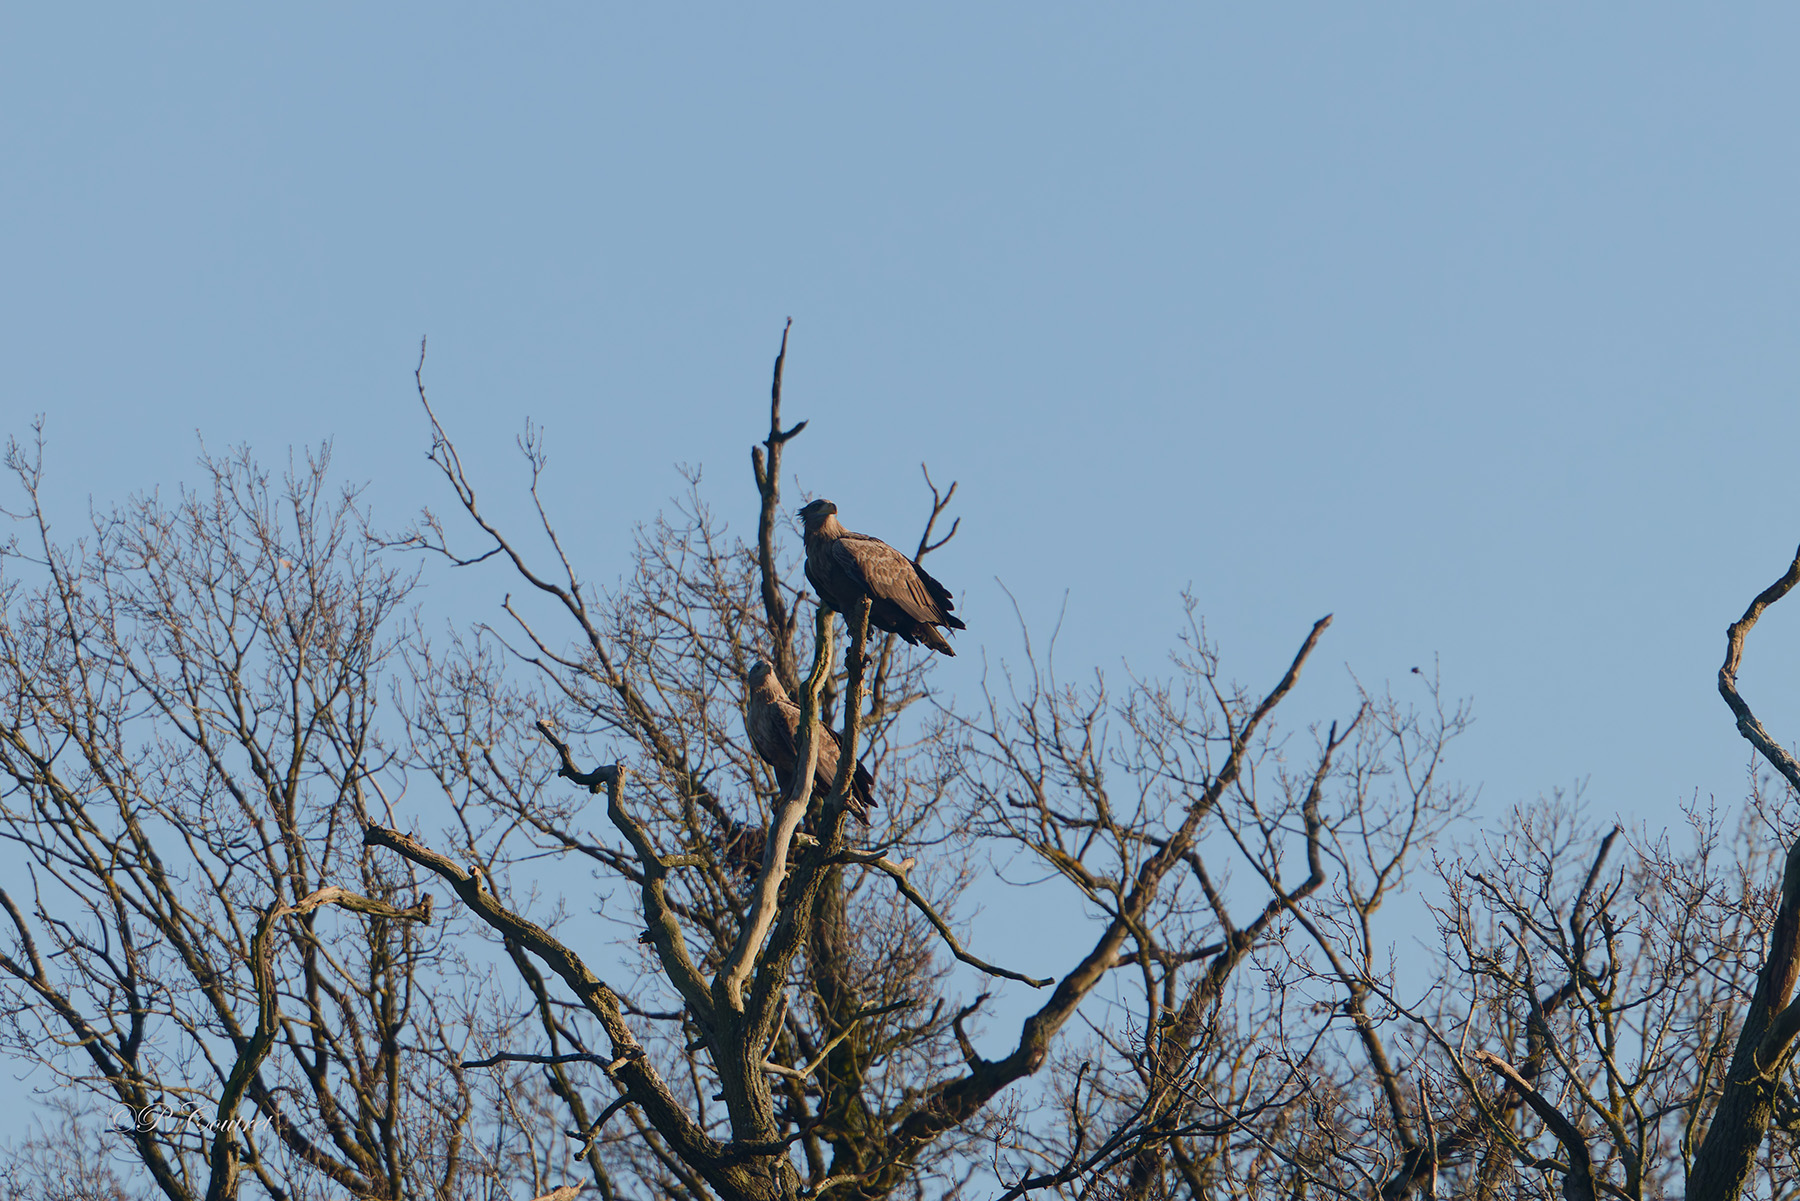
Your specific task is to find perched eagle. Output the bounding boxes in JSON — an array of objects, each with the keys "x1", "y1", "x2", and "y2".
[
  {"x1": 798, "y1": 499, "x2": 966, "y2": 656},
  {"x1": 744, "y1": 660, "x2": 875, "y2": 822}
]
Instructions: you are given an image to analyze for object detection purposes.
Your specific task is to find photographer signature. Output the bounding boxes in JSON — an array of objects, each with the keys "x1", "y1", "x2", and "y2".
[{"x1": 110, "y1": 1103, "x2": 275, "y2": 1136}]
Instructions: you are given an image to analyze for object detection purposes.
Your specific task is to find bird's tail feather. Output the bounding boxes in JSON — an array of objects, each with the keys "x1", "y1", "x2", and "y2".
[{"x1": 916, "y1": 624, "x2": 956, "y2": 656}]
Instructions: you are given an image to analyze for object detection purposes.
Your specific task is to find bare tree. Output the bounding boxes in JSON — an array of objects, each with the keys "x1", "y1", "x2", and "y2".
[
  {"x1": 1089, "y1": 547, "x2": 1800, "y2": 1201},
  {"x1": 0, "y1": 433, "x2": 558, "y2": 1200},
  {"x1": 367, "y1": 331, "x2": 1492, "y2": 1201},
  {"x1": 1365, "y1": 549, "x2": 1800, "y2": 1201},
  {"x1": 13, "y1": 330, "x2": 1800, "y2": 1201}
]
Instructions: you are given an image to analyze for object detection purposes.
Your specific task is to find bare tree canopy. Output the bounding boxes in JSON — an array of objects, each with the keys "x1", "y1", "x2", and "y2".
[
  {"x1": 0, "y1": 435, "x2": 507, "y2": 1199},
  {"x1": 4, "y1": 333, "x2": 1800, "y2": 1200}
]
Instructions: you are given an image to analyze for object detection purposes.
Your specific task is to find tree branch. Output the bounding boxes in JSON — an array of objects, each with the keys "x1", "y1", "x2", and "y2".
[
  {"x1": 534, "y1": 720, "x2": 716, "y2": 1027},
  {"x1": 362, "y1": 824, "x2": 735, "y2": 1187},
  {"x1": 1472, "y1": 1050, "x2": 1596, "y2": 1201},
  {"x1": 751, "y1": 318, "x2": 806, "y2": 694},
  {"x1": 1694, "y1": 545, "x2": 1800, "y2": 1199},
  {"x1": 845, "y1": 852, "x2": 1052, "y2": 987},
  {"x1": 207, "y1": 887, "x2": 432, "y2": 1201},
  {"x1": 719, "y1": 605, "x2": 834, "y2": 1011}
]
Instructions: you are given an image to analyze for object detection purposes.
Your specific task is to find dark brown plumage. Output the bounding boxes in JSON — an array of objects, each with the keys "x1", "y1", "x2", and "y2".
[
  {"x1": 798, "y1": 499, "x2": 966, "y2": 656},
  {"x1": 744, "y1": 661, "x2": 875, "y2": 821}
]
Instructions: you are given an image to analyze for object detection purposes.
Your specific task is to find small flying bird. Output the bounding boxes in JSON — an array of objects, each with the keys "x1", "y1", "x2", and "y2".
[
  {"x1": 798, "y1": 499, "x2": 966, "y2": 656},
  {"x1": 744, "y1": 660, "x2": 875, "y2": 821}
]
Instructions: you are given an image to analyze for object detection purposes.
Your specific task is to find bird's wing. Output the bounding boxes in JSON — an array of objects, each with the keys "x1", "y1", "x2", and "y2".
[
  {"x1": 834, "y1": 535, "x2": 945, "y2": 624},
  {"x1": 822, "y1": 726, "x2": 876, "y2": 820},
  {"x1": 777, "y1": 698, "x2": 849, "y2": 800},
  {"x1": 748, "y1": 695, "x2": 800, "y2": 769},
  {"x1": 805, "y1": 546, "x2": 845, "y2": 612},
  {"x1": 812, "y1": 723, "x2": 842, "y2": 783},
  {"x1": 912, "y1": 560, "x2": 965, "y2": 629},
  {"x1": 772, "y1": 699, "x2": 806, "y2": 759}
]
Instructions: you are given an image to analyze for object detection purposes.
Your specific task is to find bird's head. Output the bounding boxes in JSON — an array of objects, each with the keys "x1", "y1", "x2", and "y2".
[
  {"x1": 747, "y1": 659, "x2": 785, "y2": 700},
  {"x1": 797, "y1": 498, "x2": 838, "y2": 532}
]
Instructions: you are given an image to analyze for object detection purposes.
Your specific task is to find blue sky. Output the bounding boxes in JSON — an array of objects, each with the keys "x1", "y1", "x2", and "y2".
[
  {"x1": 6, "y1": 2, "x2": 1800, "y2": 1084},
  {"x1": 10, "y1": 5, "x2": 1800, "y2": 838}
]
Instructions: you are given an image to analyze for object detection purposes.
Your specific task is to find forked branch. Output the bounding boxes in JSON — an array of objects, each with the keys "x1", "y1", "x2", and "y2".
[
  {"x1": 207, "y1": 887, "x2": 433, "y2": 1201},
  {"x1": 841, "y1": 851, "x2": 1052, "y2": 987},
  {"x1": 362, "y1": 824, "x2": 733, "y2": 1186},
  {"x1": 750, "y1": 319, "x2": 807, "y2": 692},
  {"x1": 1719, "y1": 544, "x2": 1800, "y2": 792},
  {"x1": 533, "y1": 721, "x2": 716, "y2": 1024},
  {"x1": 1691, "y1": 544, "x2": 1800, "y2": 1200}
]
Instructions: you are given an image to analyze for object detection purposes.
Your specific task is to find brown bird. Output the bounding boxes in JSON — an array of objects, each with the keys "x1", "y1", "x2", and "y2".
[
  {"x1": 798, "y1": 499, "x2": 965, "y2": 656},
  {"x1": 744, "y1": 660, "x2": 875, "y2": 821}
]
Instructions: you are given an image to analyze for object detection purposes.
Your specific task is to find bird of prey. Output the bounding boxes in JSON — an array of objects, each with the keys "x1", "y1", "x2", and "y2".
[
  {"x1": 798, "y1": 499, "x2": 966, "y2": 656},
  {"x1": 744, "y1": 660, "x2": 875, "y2": 821}
]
